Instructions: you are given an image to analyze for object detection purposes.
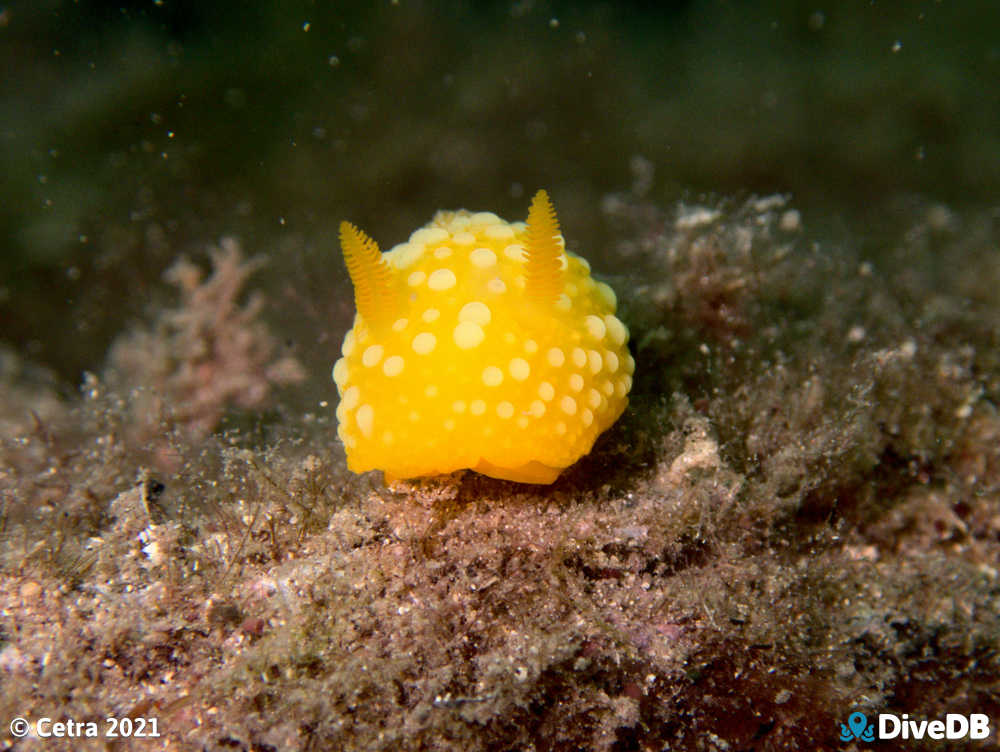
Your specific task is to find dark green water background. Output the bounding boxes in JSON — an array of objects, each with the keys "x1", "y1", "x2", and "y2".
[{"x1": 2, "y1": 0, "x2": 997, "y2": 385}]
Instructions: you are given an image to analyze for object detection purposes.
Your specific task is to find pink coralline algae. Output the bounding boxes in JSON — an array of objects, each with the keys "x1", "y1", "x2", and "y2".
[{"x1": 107, "y1": 237, "x2": 305, "y2": 441}]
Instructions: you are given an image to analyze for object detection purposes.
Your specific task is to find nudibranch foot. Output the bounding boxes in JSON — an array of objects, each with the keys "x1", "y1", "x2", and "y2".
[{"x1": 473, "y1": 458, "x2": 562, "y2": 485}]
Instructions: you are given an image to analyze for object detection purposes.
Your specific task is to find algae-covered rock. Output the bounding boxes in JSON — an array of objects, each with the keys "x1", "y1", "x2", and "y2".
[{"x1": 2, "y1": 2, "x2": 999, "y2": 750}]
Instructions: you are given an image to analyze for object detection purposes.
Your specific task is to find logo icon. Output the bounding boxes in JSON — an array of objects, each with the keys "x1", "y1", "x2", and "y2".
[{"x1": 840, "y1": 711, "x2": 875, "y2": 742}]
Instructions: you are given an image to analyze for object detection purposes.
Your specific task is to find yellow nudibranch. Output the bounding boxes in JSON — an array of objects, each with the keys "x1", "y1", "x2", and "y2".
[{"x1": 332, "y1": 190, "x2": 634, "y2": 484}]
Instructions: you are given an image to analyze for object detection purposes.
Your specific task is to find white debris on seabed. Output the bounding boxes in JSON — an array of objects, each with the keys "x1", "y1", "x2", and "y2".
[
  {"x1": 779, "y1": 209, "x2": 801, "y2": 232},
  {"x1": 675, "y1": 206, "x2": 721, "y2": 231},
  {"x1": 664, "y1": 416, "x2": 721, "y2": 485}
]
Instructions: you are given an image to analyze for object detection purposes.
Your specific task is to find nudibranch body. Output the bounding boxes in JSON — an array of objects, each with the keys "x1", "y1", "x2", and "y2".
[{"x1": 332, "y1": 190, "x2": 634, "y2": 484}]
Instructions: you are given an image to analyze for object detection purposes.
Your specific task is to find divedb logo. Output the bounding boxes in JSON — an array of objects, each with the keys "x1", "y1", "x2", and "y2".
[{"x1": 839, "y1": 711, "x2": 991, "y2": 743}]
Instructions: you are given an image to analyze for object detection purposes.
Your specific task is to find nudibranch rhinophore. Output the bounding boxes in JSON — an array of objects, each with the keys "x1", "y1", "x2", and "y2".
[{"x1": 332, "y1": 190, "x2": 634, "y2": 484}]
